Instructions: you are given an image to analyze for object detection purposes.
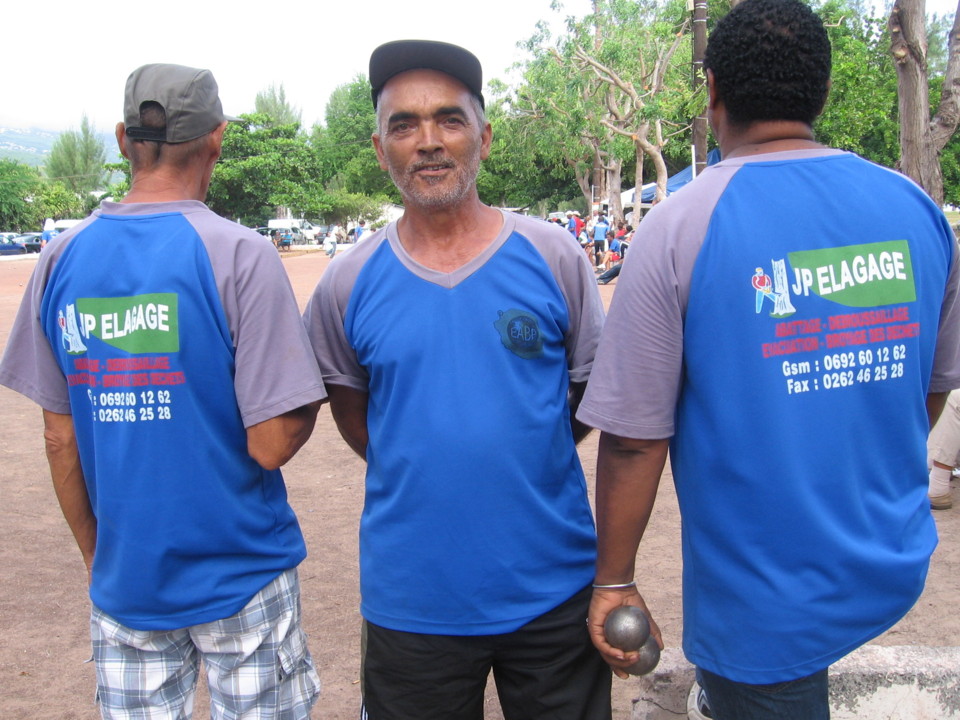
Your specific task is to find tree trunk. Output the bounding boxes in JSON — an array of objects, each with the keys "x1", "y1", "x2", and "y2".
[
  {"x1": 606, "y1": 159, "x2": 624, "y2": 225},
  {"x1": 632, "y1": 152, "x2": 645, "y2": 225},
  {"x1": 568, "y1": 158, "x2": 593, "y2": 211},
  {"x1": 891, "y1": 0, "x2": 944, "y2": 203},
  {"x1": 578, "y1": 175, "x2": 593, "y2": 212},
  {"x1": 931, "y1": 2, "x2": 960, "y2": 150}
]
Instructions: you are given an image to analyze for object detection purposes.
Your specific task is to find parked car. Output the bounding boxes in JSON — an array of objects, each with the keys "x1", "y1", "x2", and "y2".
[
  {"x1": 0, "y1": 237, "x2": 27, "y2": 255},
  {"x1": 14, "y1": 233, "x2": 42, "y2": 253}
]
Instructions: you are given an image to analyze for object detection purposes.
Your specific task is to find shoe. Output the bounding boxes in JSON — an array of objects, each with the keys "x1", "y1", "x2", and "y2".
[
  {"x1": 687, "y1": 681, "x2": 714, "y2": 719},
  {"x1": 930, "y1": 493, "x2": 953, "y2": 510}
]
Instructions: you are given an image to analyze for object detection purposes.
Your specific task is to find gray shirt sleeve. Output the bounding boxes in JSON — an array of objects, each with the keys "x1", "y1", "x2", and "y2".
[
  {"x1": 930, "y1": 235, "x2": 960, "y2": 393},
  {"x1": 187, "y1": 210, "x2": 327, "y2": 427},
  {"x1": 576, "y1": 165, "x2": 736, "y2": 439},
  {"x1": 0, "y1": 218, "x2": 98, "y2": 413},
  {"x1": 302, "y1": 234, "x2": 383, "y2": 392}
]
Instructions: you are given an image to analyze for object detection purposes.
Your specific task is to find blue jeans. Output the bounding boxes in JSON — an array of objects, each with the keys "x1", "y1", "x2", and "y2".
[{"x1": 696, "y1": 666, "x2": 830, "y2": 720}]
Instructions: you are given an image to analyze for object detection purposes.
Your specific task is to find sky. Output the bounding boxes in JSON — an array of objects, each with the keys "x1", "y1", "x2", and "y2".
[
  {"x1": 2, "y1": 0, "x2": 592, "y2": 134},
  {"x1": 3, "y1": 0, "x2": 957, "y2": 136}
]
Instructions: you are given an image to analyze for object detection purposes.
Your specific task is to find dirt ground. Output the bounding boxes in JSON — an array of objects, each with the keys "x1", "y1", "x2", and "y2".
[{"x1": 1, "y1": 249, "x2": 957, "y2": 719}]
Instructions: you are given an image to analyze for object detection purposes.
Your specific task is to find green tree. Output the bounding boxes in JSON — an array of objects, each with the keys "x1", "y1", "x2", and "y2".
[
  {"x1": 511, "y1": 19, "x2": 622, "y2": 213},
  {"x1": 207, "y1": 113, "x2": 327, "y2": 226},
  {"x1": 489, "y1": 62, "x2": 596, "y2": 211},
  {"x1": 816, "y1": 0, "x2": 900, "y2": 166},
  {"x1": 571, "y1": 0, "x2": 696, "y2": 213},
  {"x1": 0, "y1": 160, "x2": 41, "y2": 231},
  {"x1": 44, "y1": 115, "x2": 107, "y2": 196},
  {"x1": 0, "y1": 160, "x2": 85, "y2": 231},
  {"x1": 254, "y1": 83, "x2": 302, "y2": 127},
  {"x1": 102, "y1": 159, "x2": 132, "y2": 202},
  {"x1": 322, "y1": 188, "x2": 388, "y2": 226},
  {"x1": 512, "y1": 0, "x2": 699, "y2": 219},
  {"x1": 313, "y1": 76, "x2": 395, "y2": 200},
  {"x1": 32, "y1": 180, "x2": 85, "y2": 224}
]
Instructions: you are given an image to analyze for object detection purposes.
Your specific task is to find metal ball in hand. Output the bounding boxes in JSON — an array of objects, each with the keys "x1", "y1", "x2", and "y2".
[
  {"x1": 624, "y1": 634, "x2": 661, "y2": 676},
  {"x1": 603, "y1": 606, "x2": 651, "y2": 652}
]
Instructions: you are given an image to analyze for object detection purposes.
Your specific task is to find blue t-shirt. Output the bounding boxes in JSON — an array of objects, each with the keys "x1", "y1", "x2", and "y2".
[
  {"x1": 305, "y1": 210, "x2": 605, "y2": 634},
  {"x1": 579, "y1": 150, "x2": 960, "y2": 683},
  {"x1": 592, "y1": 219, "x2": 610, "y2": 242},
  {"x1": 1, "y1": 201, "x2": 325, "y2": 630}
]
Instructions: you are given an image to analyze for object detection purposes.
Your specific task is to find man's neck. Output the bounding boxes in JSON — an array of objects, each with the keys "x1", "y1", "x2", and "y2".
[
  {"x1": 720, "y1": 120, "x2": 822, "y2": 160},
  {"x1": 121, "y1": 166, "x2": 210, "y2": 204},
  {"x1": 396, "y1": 198, "x2": 504, "y2": 273}
]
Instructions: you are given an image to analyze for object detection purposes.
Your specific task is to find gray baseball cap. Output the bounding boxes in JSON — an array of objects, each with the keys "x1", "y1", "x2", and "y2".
[{"x1": 123, "y1": 63, "x2": 237, "y2": 143}]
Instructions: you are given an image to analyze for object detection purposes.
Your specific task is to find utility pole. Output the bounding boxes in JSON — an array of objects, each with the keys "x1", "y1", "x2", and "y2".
[{"x1": 691, "y1": 0, "x2": 709, "y2": 177}]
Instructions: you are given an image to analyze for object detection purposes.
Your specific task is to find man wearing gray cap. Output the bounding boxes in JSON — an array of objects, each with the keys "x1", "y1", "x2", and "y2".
[
  {"x1": 0, "y1": 64, "x2": 325, "y2": 719},
  {"x1": 304, "y1": 40, "x2": 609, "y2": 720}
]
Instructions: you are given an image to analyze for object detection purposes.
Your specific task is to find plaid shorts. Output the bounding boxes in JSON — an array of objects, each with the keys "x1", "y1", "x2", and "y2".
[{"x1": 91, "y1": 568, "x2": 320, "y2": 719}]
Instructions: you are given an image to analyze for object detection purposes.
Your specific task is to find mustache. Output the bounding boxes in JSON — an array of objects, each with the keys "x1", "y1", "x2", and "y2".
[{"x1": 408, "y1": 158, "x2": 455, "y2": 173}]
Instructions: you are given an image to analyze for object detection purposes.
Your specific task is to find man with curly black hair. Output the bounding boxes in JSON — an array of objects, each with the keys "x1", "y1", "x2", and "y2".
[
  {"x1": 578, "y1": 0, "x2": 960, "y2": 718},
  {"x1": 704, "y1": 0, "x2": 831, "y2": 127}
]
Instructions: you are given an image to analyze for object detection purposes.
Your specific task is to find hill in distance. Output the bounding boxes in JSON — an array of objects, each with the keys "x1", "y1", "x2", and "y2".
[{"x1": 0, "y1": 126, "x2": 121, "y2": 168}]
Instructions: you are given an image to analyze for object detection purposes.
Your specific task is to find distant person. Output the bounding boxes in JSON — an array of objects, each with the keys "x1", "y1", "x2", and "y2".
[
  {"x1": 596, "y1": 262, "x2": 620, "y2": 285},
  {"x1": 591, "y1": 214, "x2": 610, "y2": 267},
  {"x1": 304, "y1": 39, "x2": 609, "y2": 720},
  {"x1": 928, "y1": 389, "x2": 960, "y2": 509},
  {"x1": 324, "y1": 224, "x2": 339, "y2": 258},
  {"x1": 601, "y1": 231, "x2": 621, "y2": 271},
  {"x1": 41, "y1": 218, "x2": 56, "y2": 249},
  {"x1": 355, "y1": 219, "x2": 366, "y2": 241},
  {"x1": 585, "y1": 210, "x2": 598, "y2": 238},
  {"x1": 0, "y1": 63, "x2": 326, "y2": 718},
  {"x1": 573, "y1": 210, "x2": 585, "y2": 237},
  {"x1": 577, "y1": 1, "x2": 960, "y2": 719}
]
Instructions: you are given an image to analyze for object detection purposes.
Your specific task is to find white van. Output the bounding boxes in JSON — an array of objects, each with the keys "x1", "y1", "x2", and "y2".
[
  {"x1": 54, "y1": 219, "x2": 84, "y2": 233},
  {"x1": 268, "y1": 218, "x2": 318, "y2": 243}
]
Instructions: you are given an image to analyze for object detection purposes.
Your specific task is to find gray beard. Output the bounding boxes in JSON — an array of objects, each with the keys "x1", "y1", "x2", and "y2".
[{"x1": 388, "y1": 155, "x2": 480, "y2": 211}]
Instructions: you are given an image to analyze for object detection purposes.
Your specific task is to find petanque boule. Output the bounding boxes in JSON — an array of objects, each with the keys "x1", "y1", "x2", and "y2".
[
  {"x1": 603, "y1": 605, "x2": 650, "y2": 652},
  {"x1": 623, "y1": 634, "x2": 661, "y2": 676}
]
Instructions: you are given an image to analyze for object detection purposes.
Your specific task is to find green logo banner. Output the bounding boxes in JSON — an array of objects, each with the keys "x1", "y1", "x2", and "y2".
[
  {"x1": 788, "y1": 241, "x2": 915, "y2": 307},
  {"x1": 75, "y1": 293, "x2": 179, "y2": 353}
]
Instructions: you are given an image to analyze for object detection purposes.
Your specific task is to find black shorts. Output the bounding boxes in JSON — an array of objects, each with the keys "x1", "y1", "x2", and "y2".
[{"x1": 362, "y1": 585, "x2": 611, "y2": 720}]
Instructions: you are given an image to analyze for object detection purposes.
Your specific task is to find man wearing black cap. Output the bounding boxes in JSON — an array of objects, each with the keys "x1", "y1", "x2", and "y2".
[
  {"x1": 305, "y1": 40, "x2": 610, "y2": 720},
  {"x1": 0, "y1": 64, "x2": 325, "y2": 718}
]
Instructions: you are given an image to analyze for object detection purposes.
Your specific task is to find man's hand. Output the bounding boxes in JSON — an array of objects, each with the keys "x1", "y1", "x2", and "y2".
[{"x1": 587, "y1": 587, "x2": 662, "y2": 679}]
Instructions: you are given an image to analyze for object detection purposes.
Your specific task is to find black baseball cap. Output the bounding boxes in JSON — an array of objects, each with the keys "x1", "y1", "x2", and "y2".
[{"x1": 369, "y1": 40, "x2": 485, "y2": 110}]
